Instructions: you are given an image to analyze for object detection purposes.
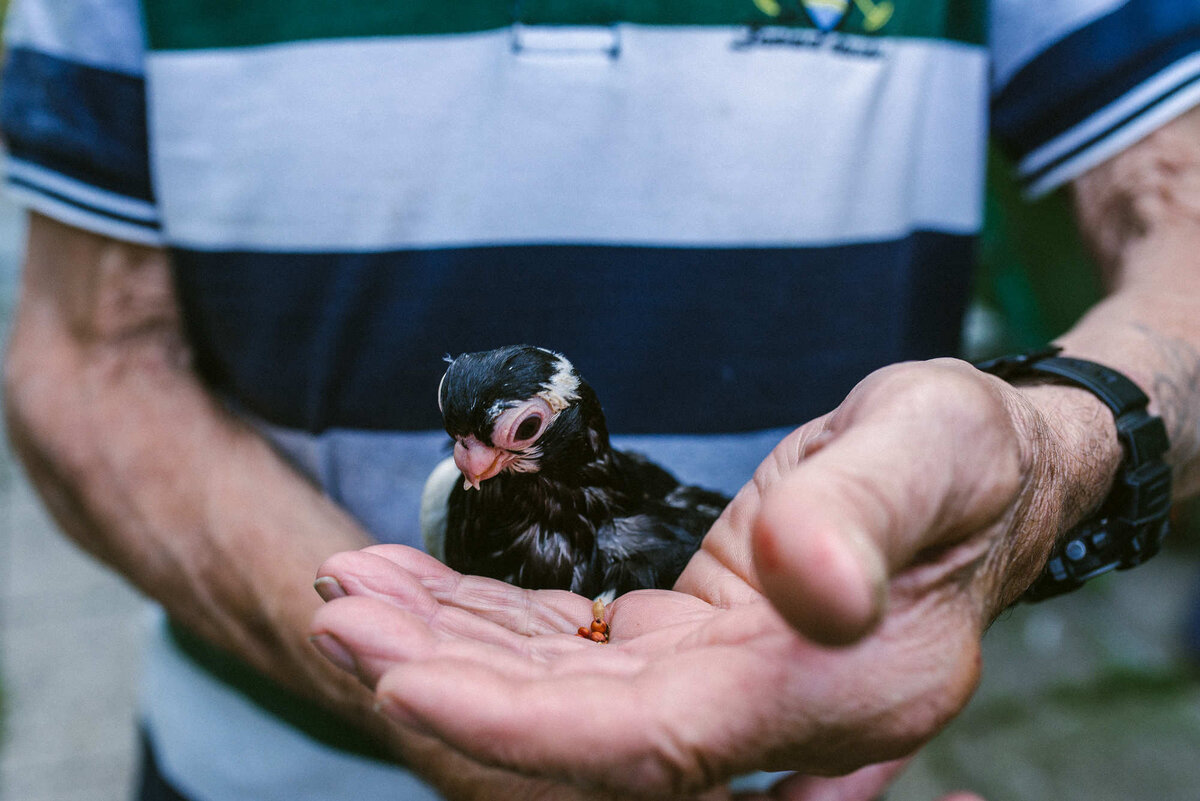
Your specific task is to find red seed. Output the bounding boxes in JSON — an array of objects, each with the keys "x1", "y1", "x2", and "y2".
[
  {"x1": 589, "y1": 630, "x2": 607, "y2": 643},
  {"x1": 577, "y1": 627, "x2": 591, "y2": 637},
  {"x1": 590, "y1": 619, "x2": 608, "y2": 634}
]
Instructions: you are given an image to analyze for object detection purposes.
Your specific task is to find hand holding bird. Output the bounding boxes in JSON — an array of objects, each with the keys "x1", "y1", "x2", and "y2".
[{"x1": 310, "y1": 358, "x2": 1087, "y2": 799}]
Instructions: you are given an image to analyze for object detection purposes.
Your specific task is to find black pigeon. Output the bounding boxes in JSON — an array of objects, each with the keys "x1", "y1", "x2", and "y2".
[{"x1": 420, "y1": 345, "x2": 729, "y2": 600}]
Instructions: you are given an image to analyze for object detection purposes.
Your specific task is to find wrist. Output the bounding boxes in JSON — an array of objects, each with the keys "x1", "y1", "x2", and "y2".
[
  {"x1": 1014, "y1": 381, "x2": 1124, "y2": 521},
  {"x1": 977, "y1": 382, "x2": 1109, "y2": 612},
  {"x1": 980, "y1": 351, "x2": 1171, "y2": 610}
]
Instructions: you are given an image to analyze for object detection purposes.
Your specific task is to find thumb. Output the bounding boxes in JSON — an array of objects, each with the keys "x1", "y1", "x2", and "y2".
[{"x1": 751, "y1": 364, "x2": 1021, "y2": 645}]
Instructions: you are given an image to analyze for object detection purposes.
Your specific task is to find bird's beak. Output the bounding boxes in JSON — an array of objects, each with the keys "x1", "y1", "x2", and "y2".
[{"x1": 453, "y1": 436, "x2": 509, "y2": 490}]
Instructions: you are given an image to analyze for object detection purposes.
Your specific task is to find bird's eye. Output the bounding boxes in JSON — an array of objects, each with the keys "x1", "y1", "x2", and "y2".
[
  {"x1": 492, "y1": 398, "x2": 554, "y2": 451},
  {"x1": 514, "y1": 414, "x2": 542, "y2": 442}
]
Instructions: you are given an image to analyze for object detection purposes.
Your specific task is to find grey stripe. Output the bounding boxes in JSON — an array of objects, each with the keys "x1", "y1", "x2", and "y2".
[{"x1": 255, "y1": 420, "x2": 794, "y2": 547}]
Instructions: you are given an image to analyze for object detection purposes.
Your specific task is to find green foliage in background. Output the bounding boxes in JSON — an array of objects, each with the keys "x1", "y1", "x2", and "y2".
[{"x1": 973, "y1": 148, "x2": 1103, "y2": 354}]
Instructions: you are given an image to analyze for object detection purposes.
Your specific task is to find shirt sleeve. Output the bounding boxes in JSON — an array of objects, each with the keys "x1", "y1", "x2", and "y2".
[
  {"x1": 990, "y1": 0, "x2": 1200, "y2": 197},
  {"x1": 0, "y1": 0, "x2": 162, "y2": 244}
]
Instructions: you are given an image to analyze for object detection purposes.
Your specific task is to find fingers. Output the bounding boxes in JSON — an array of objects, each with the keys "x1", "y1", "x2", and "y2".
[
  {"x1": 751, "y1": 421, "x2": 911, "y2": 645},
  {"x1": 751, "y1": 362, "x2": 1021, "y2": 645},
  {"x1": 310, "y1": 594, "x2": 607, "y2": 687},
  {"x1": 316, "y1": 544, "x2": 592, "y2": 635},
  {"x1": 311, "y1": 546, "x2": 681, "y2": 687},
  {"x1": 309, "y1": 596, "x2": 437, "y2": 686},
  {"x1": 680, "y1": 423, "x2": 836, "y2": 606}
]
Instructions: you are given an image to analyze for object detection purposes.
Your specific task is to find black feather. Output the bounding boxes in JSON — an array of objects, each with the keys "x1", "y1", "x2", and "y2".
[{"x1": 435, "y1": 345, "x2": 729, "y2": 597}]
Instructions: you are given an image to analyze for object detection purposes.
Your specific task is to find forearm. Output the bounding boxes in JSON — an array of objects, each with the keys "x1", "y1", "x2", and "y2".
[
  {"x1": 2, "y1": 214, "x2": 413, "y2": 756},
  {"x1": 6, "y1": 338, "x2": 374, "y2": 687},
  {"x1": 1052, "y1": 291, "x2": 1200, "y2": 490},
  {"x1": 1063, "y1": 105, "x2": 1200, "y2": 494}
]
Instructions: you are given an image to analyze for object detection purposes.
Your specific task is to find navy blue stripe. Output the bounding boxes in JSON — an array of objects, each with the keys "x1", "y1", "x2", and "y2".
[
  {"x1": 0, "y1": 46, "x2": 154, "y2": 204},
  {"x1": 991, "y1": 0, "x2": 1200, "y2": 162},
  {"x1": 6, "y1": 174, "x2": 161, "y2": 231},
  {"x1": 1020, "y1": 67, "x2": 1200, "y2": 188},
  {"x1": 172, "y1": 236, "x2": 974, "y2": 435}
]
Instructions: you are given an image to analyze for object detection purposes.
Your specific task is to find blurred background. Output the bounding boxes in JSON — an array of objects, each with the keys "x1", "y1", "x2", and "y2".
[{"x1": 2, "y1": 20, "x2": 1200, "y2": 801}]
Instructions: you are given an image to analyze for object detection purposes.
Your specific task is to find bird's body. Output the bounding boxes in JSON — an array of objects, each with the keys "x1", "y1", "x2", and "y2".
[{"x1": 422, "y1": 345, "x2": 728, "y2": 598}]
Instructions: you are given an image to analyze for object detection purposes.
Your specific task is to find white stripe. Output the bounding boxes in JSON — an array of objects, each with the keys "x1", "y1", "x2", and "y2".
[
  {"x1": 146, "y1": 27, "x2": 987, "y2": 251},
  {"x1": 4, "y1": 181, "x2": 163, "y2": 246},
  {"x1": 1021, "y1": 59, "x2": 1200, "y2": 196},
  {"x1": 989, "y1": 0, "x2": 1128, "y2": 91},
  {"x1": 7, "y1": 157, "x2": 159, "y2": 222},
  {"x1": 3, "y1": 0, "x2": 145, "y2": 75}
]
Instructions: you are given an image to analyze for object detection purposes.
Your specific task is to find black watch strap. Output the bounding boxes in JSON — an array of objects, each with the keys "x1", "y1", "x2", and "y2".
[{"x1": 975, "y1": 346, "x2": 1172, "y2": 602}]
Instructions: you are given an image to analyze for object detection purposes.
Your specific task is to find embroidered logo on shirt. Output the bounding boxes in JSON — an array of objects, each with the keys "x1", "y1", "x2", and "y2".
[
  {"x1": 735, "y1": 0, "x2": 893, "y2": 55},
  {"x1": 752, "y1": 0, "x2": 893, "y2": 33},
  {"x1": 800, "y1": 0, "x2": 849, "y2": 31}
]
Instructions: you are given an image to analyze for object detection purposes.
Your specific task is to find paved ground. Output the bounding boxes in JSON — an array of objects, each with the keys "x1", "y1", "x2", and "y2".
[
  {"x1": 1, "y1": 185, "x2": 1199, "y2": 801},
  {"x1": 893, "y1": 532, "x2": 1200, "y2": 801}
]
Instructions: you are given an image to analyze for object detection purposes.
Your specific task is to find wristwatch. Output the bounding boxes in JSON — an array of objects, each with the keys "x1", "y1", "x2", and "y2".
[{"x1": 974, "y1": 346, "x2": 1172, "y2": 602}]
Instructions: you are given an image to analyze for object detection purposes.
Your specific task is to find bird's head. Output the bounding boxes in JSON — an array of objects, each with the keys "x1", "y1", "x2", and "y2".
[{"x1": 437, "y1": 345, "x2": 607, "y2": 490}]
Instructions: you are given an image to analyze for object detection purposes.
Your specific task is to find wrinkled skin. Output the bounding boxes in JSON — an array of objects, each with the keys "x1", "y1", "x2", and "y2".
[{"x1": 312, "y1": 358, "x2": 1112, "y2": 799}]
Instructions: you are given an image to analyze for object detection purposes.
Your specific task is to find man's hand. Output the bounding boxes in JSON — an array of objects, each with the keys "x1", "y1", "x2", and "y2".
[{"x1": 312, "y1": 358, "x2": 1107, "y2": 799}]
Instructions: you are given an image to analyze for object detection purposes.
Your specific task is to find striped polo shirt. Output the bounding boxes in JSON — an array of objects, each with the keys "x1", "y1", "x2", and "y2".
[{"x1": 5, "y1": 1, "x2": 1199, "y2": 438}]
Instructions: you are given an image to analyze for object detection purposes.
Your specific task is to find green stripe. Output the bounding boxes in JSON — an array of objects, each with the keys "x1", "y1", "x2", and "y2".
[{"x1": 144, "y1": 0, "x2": 984, "y2": 51}]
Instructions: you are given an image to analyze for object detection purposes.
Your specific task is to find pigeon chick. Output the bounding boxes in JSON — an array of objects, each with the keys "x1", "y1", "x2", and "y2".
[{"x1": 420, "y1": 345, "x2": 729, "y2": 601}]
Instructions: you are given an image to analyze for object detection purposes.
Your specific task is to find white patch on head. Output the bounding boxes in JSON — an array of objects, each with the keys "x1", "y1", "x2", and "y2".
[{"x1": 536, "y1": 350, "x2": 581, "y2": 413}]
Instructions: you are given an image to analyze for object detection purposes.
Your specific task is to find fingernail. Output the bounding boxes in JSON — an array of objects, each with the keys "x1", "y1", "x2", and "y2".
[
  {"x1": 309, "y1": 633, "x2": 358, "y2": 675},
  {"x1": 314, "y1": 576, "x2": 348, "y2": 602}
]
